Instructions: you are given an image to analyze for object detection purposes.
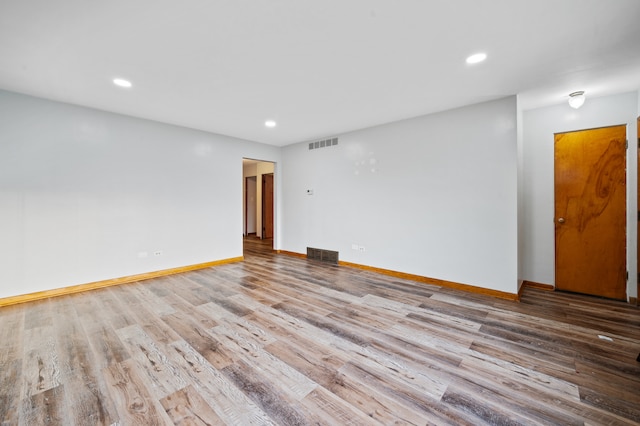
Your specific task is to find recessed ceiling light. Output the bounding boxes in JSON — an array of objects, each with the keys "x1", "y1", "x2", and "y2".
[
  {"x1": 113, "y1": 78, "x2": 132, "y2": 88},
  {"x1": 466, "y1": 53, "x2": 487, "y2": 64},
  {"x1": 265, "y1": 120, "x2": 277, "y2": 128}
]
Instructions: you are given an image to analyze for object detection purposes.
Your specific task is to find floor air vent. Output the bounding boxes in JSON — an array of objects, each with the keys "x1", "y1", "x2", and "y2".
[{"x1": 307, "y1": 247, "x2": 339, "y2": 265}]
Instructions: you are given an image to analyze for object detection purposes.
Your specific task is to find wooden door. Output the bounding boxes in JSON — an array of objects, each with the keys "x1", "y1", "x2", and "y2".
[
  {"x1": 262, "y1": 173, "x2": 274, "y2": 239},
  {"x1": 245, "y1": 176, "x2": 257, "y2": 235},
  {"x1": 555, "y1": 125, "x2": 627, "y2": 300}
]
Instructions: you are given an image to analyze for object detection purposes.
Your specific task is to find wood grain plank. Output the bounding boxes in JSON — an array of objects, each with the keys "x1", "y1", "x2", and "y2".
[
  {"x1": 253, "y1": 309, "x2": 349, "y2": 373},
  {"x1": 160, "y1": 384, "x2": 225, "y2": 425},
  {"x1": 0, "y1": 359, "x2": 22, "y2": 425},
  {"x1": 263, "y1": 340, "x2": 345, "y2": 390},
  {"x1": 69, "y1": 291, "x2": 106, "y2": 327},
  {"x1": 335, "y1": 366, "x2": 434, "y2": 424},
  {"x1": 161, "y1": 289, "x2": 219, "y2": 329},
  {"x1": 221, "y1": 359, "x2": 309, "y2": 426},
  {"x1": 83, "y1": 323, "x2": 131, "y2": 370},
  {"x1": 54, "y1": 296, "x2": 118, "y2": 425},
  {"x1": 213, "y1": 323, "x2": 317, "y2": 401},
  {"x1": 461, "y1": 351, "x2": 583, "y2": 424},
  {"x1": 271, "y1": 302, "x2": 371, "y2": 347},
  {"x1": 574, "y1": 360, "x2": 640, "y2": 403},
  {"x1": 19, "y1": 307, "x2": 61, "y2": 426},
  {"x1": 213, "y1": 309, "x2": 277, "y2": 348},
  {"x1": 73, "y1": 290, "x2": 135, "y2": 370},
  {"x1": 20, "y1": 385, "x2": 69, "y2": 426},
  {"x1": 22, "y1": 299, "x2": 53, "y2": 330},
  {"x1": 476, "y1": 323, "x2": 579, "y2": 371},
  {"x1": 145, "y1": 276, "x2": 177, "y2": 298},
  {"x1": 338, "y1": 361, "x2": 469, "y2": 425},
  {"x1": 162, "y1": 275, "x2": 221, "y2": 307},
  {"x1": 95, "y1": 287, "x2": 139, "y2": 330},
  {"x1": 580, "y1": 387, "x2": 640, "y2": 424},
  {"x1": 440, "y1": 384, "x2": 531, "y2": 426},
  {"x1": 161, "y1": 311, "x2": 234, "y2": 370},
  {"x1": 113, "y1": 286, "x2": 183, "y2": 345},
  {"x1": 0, "y1": 304, "x2": 24, "y2": 425},
  {"x1": 116, "y1": 324, "x2": 189, "y2": 400},
  {"x1": 298, "y1": 385, "x2": 386, "y2": 425},
  {"x1": 103, "y1": 359, "x2": 172, "y2": 425},
  {"x1": 390, "y1": 322, "x2": 472, "y2": 363},
  {"x1": 126, "y1": 283, "x2": 177, "y2": 317},
  {"x1": 183, "y1": 270, "x2": 241, "y2": 298},
  {"x1": 458, "y1": 351, "x2": 634, "y2": 426},
  {"x1": 21, "y1": 325, "x2": 61, "y2": 400},
  {"x1": 268, "y1": 301, "x2": 452, "y2": 404},
  {"x1": 166, "y1": 339, "x2": 276, "y2": 425},
  {"x1": 467, "y1": 341, "x2": 579, "y2": 396}
]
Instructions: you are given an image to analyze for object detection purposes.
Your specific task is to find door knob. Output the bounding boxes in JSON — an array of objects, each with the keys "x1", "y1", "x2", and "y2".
[{"x1": 558, "y1": 217, "x2": 565, "y2": 223}]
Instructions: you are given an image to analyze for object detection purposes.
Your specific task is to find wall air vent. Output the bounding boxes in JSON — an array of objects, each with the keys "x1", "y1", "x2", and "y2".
[
  {"x1": 309, "y1": 137, "x2": 338, "y2": 150},
  {"x1": 306, "y1": 247, "x2": 339, "y2": 265}
]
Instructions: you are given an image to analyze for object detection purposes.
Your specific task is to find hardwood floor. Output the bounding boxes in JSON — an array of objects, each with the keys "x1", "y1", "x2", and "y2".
[{"x1": 1, "y1": 236, "x2": 639, "y2": 425}]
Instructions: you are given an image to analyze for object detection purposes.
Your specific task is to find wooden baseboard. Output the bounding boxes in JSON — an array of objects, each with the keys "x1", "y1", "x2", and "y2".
[
  {"x1": 522, "y1": 281, "x2": 639, "y2": 305},
  {"x1": 341, "y1": 260, "x2": 519, "y2": 301},
  {"x1": 0, "y1": 256, "x2": 243, "y2": 308},
  {"x1": 518, "y1": 280, "x2": 526, "y2": 298},
  {"x1": 278, "y1": 250, "x2": 518, "y2": 301},
  {"x1": 522, "y1": 280, "x2": 555, "y2": 291},
  {"x1": 276, "y1": 249, "x2": 307, "y2": 259}
]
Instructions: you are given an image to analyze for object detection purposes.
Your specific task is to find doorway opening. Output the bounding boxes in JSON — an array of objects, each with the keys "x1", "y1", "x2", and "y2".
[{"x1": 242, "y1": 158, "x2": 275, "y2": 252}]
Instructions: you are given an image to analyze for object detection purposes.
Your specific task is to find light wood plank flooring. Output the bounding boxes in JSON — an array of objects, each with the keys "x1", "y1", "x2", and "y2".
[{"x1": 1, "y1": 237, "x2": 639, "y2": 425}]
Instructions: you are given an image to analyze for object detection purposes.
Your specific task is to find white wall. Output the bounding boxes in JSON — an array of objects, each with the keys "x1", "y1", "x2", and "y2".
[
  {"x1": 281, "y1": 97, "x2": 519, "y2": 294},
  {"x1": 9, "y1": 87, "x2": 635, "y2": 301},
  {"x1": 0, "y1": 90, "x2": 280, "y2": 299},
  {"x1": 522, "y1": 91, "x2": 638, "y2": 299}
]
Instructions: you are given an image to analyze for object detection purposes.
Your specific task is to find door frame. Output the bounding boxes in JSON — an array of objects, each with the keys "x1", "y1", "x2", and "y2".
[{"x1": 242, "y1": 158, "x2": 276, "y2": 248}]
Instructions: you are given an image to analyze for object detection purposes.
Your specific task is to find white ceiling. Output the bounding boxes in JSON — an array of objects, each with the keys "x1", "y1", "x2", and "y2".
[{"x1": 1, "y1": 0, "x2": 639, "y2": 147}]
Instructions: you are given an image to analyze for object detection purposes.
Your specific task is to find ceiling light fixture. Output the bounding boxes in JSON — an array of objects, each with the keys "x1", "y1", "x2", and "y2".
[
  {"x1": 113, "y1": 78, "x2": 132, "y2": 88},
  {"x1": 265, "y1": 120, "x2": 277, "y2": 128},
  {"x1": 466, "y1": 52, "x2": 487, "y2": 64},
  {"x1": 568, "y1": 91, "x2": 586, "y2": 109}
]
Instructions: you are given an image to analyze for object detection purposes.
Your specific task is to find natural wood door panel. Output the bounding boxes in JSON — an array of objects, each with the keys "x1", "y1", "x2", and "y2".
[
  {"x1": 555, "y1": 125, "x2": 627, "y2": 299},
  {"x1": 262, "y1": 173, "x2": 274, "y2": 239}
]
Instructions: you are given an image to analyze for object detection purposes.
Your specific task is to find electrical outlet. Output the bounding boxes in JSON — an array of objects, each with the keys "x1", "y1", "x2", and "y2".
[
  {"x1": 154, "y1": 251, "x2": 163, "y2": 257},
  {"x1": 359, "y1": 246, "x2": 366, "y2": 252}
]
